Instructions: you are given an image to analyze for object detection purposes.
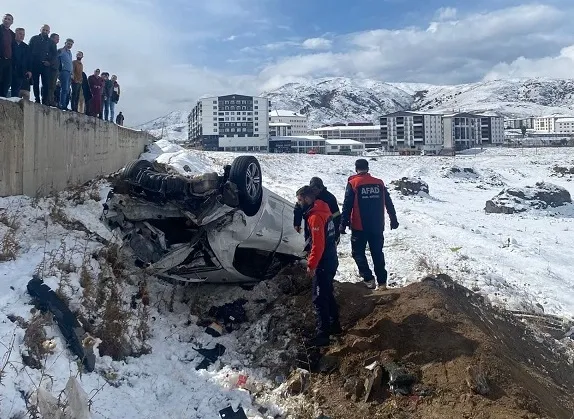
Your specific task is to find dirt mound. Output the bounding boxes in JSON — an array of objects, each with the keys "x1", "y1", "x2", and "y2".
[{"x1": 246, "y1": 272, "x2": 574, "y2": 418}]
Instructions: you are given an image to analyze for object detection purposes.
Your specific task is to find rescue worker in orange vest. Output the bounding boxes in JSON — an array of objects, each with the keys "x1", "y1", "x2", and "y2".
[
  {"x1": 340, "y1": 159, "x2": 399, "y2": 290},
  {"x1": 297, "y1": 185, "x2": 341, "y2": 347}
]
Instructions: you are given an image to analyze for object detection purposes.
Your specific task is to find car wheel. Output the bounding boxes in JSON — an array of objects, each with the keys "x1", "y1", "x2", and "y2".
[
  {"x1": 121, "y1": 160, "x2": 153, "y2": 181},
  {"x1": 229, "y1": 156, "x2": 263, "y2": 216}
]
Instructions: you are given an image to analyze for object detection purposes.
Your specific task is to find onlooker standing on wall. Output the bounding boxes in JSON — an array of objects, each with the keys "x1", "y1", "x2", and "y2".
[
  {"x1": 11, "y1": 27, "x2": 31, "y2": 100},
  {"x1": 57, "y1": 38, "x2": 73, "y2": 110},
  {"x1": 28, "y1": 24, "x2": 51, "y2": 103},
  {"x1": 46, "y1": 33, "x2": 59, "y2": 106},
  {"x1": 71, "y1": 50, "x2": 83, "y2": 111},
  {"x1": 80, "y1": 70, "x2": 91, "y2": 113},
  {"x1": 87, "y1": 68, "x2": 103, "y2": 117},
  {"x1": 0, "y1": 14, "x2": 15, "y2": 98},
  {"x1": 110, "y1": 74, "x2": 120, "y2": 122},
  {"x1": 102, "y1": 72, "x2": 114, "y2": 121},
  {"x1": 115, "y1": 111, "x2": 124, "y2": 125}
]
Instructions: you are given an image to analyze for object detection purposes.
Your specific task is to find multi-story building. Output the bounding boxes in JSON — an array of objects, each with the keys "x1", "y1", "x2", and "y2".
[
  {"x1": 505, "y1": 117, "x2": 534, "y2": 129},
  {"x1": 269, "y1": 110, "x2": 308, "y2": 136},
  {"x1": 442, "y1": 112, "x2": 482, "y2": 151},
  {"x1": 269, "y1": 123, "x2": 292, "y2": 137},
  {"x1": 311, "y1": 125, "x2": 381, "y2": 149},
  {"x1": 380, "y1": 111, "x2": 443, "y2": 152},
  {"x1": 477, "y1": 113, "x2": 505, "y2": 145},
  {"x1": 532, "y1": 116, "x2": 557, "y2": 133},
  {"x1": 188, "y1": 94, "x2": 270, "y2": 151},
  {"x1": 554, "y1": 117, "x2": 574, "y2": 134}
]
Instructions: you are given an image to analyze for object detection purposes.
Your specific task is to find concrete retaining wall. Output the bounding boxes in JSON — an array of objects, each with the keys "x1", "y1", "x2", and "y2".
[{"x1": 0, "y1": 99, "x2": 155, "y2": 197}]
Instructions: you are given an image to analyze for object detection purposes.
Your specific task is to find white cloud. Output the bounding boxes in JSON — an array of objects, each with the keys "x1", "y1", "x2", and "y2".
[
  {"x1": 436, "y1": 7, "x2": 457, "y2": 21},
  {"x1": 484, "y1": 45, "x2": 574, "y2": 80},
  {"x1": 258, "y1": 4, "x2": 573, "y2": 90},
  {"x1": 5, "y1": 1, "x2": 574, "y2": 123},
  {"x1": 3, "y1": 0, "x2": 264, "y2": 125},
  {"x1": 301, "y1": 37, "x2": 332, "y2": 50}
]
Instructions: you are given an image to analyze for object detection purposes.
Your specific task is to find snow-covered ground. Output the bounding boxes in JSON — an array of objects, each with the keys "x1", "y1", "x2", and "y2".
[{"x1": 1, "y1": 141, "x2": 573, "y2": 418}]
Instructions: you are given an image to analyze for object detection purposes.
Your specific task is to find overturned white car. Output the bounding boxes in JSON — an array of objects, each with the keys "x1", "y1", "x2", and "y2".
[{"x1": 101, "y1": 156, "x2": 306, "y2": 284}]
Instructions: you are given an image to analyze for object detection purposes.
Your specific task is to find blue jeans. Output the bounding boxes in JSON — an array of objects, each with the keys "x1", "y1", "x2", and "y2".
[
  {"x1": 59, "y1": 70, "x2": 71, "y2": 109},
  {"x1": 104, "y1": 99, "x2": 116, "y2": 121}
]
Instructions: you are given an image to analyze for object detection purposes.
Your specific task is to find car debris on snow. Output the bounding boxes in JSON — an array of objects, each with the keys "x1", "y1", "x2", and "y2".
[{"x1": 101, "y1": 156, "x2": 305, "y2": 284}]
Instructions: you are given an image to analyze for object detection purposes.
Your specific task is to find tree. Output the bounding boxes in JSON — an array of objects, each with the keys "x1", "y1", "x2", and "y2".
[{"x1": 520, "y1": 125, "x2": 527, "y2": 137}]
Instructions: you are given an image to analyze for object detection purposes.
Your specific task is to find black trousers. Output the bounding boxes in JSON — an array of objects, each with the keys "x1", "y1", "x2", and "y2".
[
  {"x1": 32, "y1": 62, "x2": 50, "y2": 103},
  {"x1": 351, "y1": 229, "x2": 387, "y2": 285},
  {"x1": 312, "y1": 268, "x2": 339, "y2": 337},
  {"x1": 0, "y1": 58, "x2": 12, "y2": 97},
  {"x1": 71, "y1": 82, "x2": 82, "y2": 111}
]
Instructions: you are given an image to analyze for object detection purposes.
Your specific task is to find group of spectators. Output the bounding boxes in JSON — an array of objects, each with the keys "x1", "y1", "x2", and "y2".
[{"x1": 0, "y1": 14, "x2": 125, "y2": 126}]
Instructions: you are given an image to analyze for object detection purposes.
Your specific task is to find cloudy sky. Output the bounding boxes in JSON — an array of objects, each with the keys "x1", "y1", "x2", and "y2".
[{"x1": 4, "y1": 0, "x2": 574, "y2": 124}]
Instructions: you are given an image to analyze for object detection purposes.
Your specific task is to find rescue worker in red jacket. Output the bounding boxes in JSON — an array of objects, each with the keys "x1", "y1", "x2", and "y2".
[
  {"x1": 297, "y1": 185, "x2": 341, "y2": 347},
  {"x1": 340, "y1": 159, "x2": 399, "y2": 290}
]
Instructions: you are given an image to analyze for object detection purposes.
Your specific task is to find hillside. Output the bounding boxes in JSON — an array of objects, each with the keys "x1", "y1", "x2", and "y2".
[
  {"x1": 262, "y1": 77, "x2": 574, "y2": 127},
  {"x1": 141, "y1": 77, "x2": 574, "y2": 140}
]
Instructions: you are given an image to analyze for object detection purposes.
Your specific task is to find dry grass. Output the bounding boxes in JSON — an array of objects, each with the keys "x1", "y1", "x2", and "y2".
[
  {"x1": 96, "y1": 286, "x2": 131, "y2": 360},
  {"x1": 0, "y1": 209, "x2": 21, "y2": 262},
  {"x1": 22, "y1": 313, "x2": 53, "y2": 369},
  {"x1": 0, "y1": 229, "x2": 19, "y2": 262}
]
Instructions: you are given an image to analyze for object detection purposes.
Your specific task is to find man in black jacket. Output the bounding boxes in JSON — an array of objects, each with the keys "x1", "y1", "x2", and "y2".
[
  {"x1": 0, "y1": 14, "x2": 15, "y2": 97},
  {"x1": 293, "y1": 177, "x2": 341, "y2": 250},
  {"x1": 28, "y1": 24, "x2": 51, "y2": 103},
  {"x1": 11, "y1": 27, "x2": 31, "y2": 99}
]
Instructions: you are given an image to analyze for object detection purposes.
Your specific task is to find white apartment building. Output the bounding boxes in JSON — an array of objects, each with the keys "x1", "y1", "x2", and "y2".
[
  {"x1": 311, "y1": 125, "x2": 381, "y2": 149},
  {"x1": 380, "y1": 111, "x2": 443, "y2": 152},
  {"x1": 188, "y1": 94, "x2": 270, "y2": 151},
  {"x1": 269, "y1": 110, "x2": 308, "y2": 136},
  {"x1": 554, "y1": 117, "x2": 574, "y2": 134},
  {"x1": 269, "y1": 122, "x2": 292, "y2": 137},
  {"x1": 442, "y1": 112, "x2": 483, "y2": 151},
  {"x1": 532, "y1": 116, "x2": 557, "y2": 133},
  {"x1": 477, "y1": 114, "x2": 505, "y2": 145}
]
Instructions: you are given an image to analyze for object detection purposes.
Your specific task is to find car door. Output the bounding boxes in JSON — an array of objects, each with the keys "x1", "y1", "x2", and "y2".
[{"x1": 235, "y1": 193, "x2": 284, "y2": 253}]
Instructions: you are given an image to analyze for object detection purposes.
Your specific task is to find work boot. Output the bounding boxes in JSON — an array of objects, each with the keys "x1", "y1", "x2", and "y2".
[
  {"x1": 376, "y1": 283, "x2": 387, "y2": 291},
  {"x1": 364, "y1": 279, "x2": 376, "y2": 289}
]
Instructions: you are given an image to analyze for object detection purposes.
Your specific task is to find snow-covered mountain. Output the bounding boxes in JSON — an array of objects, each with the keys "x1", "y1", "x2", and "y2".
[
  {"x1": 137, "y1": 110, "x2": 188, "y2": 142},
  {"x1": 263, "y1": 77, "x2": 574, "y2": 127},
  {"x1": 143, "y1": 78, "x2": 574, "y2": 139}
]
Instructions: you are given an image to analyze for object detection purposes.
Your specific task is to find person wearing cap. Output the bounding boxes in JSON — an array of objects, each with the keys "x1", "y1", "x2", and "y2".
[
  {"x1": 340, "y1": 159, "x2": 399, "y2": 290},
  {"x1": 293, "y1": 177, "x2": 342, "y2": 251},
  {"x1": 296, "y1": 185, "x2": 341, "y2": 347}
]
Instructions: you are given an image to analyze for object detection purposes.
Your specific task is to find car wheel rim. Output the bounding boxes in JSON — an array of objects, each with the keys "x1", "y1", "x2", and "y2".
[{"x1": 245, "y1": 162, "x2": 261, "y2": 199}]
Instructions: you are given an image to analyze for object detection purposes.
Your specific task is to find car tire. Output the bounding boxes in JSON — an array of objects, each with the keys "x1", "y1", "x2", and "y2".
[
  {"x1": 229, "y1": 156, "x2": 263, "y2": 217},
  {"x1": 122, "y1": 160, "x2": 154, "y2": 181}
]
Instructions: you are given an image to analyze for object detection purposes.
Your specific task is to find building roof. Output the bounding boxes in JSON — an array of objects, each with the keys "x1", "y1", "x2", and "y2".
[
  {"x1": 326, "y1": 139, "x2": 364, "y2": 146},
  {"x1": 269, "y1": 110, "x2": 305, "y2": 118},
  {"x1": 442, "y1": 112, "x2": 483, "y2": 118},
  {"x1": 269, "y1": 122, "x2": 292, "y2": 127},
  {"x1": 555, "y1": 117, "x2": 574, "y2": 123},
  {"x1": 382, "y1": 111, "x2": 443, "y2": 117},
  {"x1": 312, "y1": 125, "x2": 381, "y2": 132},
  {"x1": 270, "y1": 135, "x2": 325, "y2": 141}
]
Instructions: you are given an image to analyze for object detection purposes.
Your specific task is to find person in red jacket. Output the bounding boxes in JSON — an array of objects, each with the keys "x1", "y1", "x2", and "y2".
[
  {"x1": 297, "y1": 185, "x2": 341, "y2": 347},
  {"x1": 340, "y1": 159, "x2": 399, "y2": 290}
]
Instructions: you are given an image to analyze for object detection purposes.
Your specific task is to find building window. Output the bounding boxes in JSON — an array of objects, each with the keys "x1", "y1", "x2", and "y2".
[
  {"x1": 224, "y1": 101, "x2": 229, "y2": 104},
  {"x1": 255, "y1": 106, "x2": 259, "y2": 110},
  {"x1": 255, "y1": 100, "x2": 258, "y2": 103},
  {"x1": 214, "y1": 123, "x2": 217, "y2": 127},
  {"x1": 255, "y1": 117, "x2": 258, "y2": 121}
]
